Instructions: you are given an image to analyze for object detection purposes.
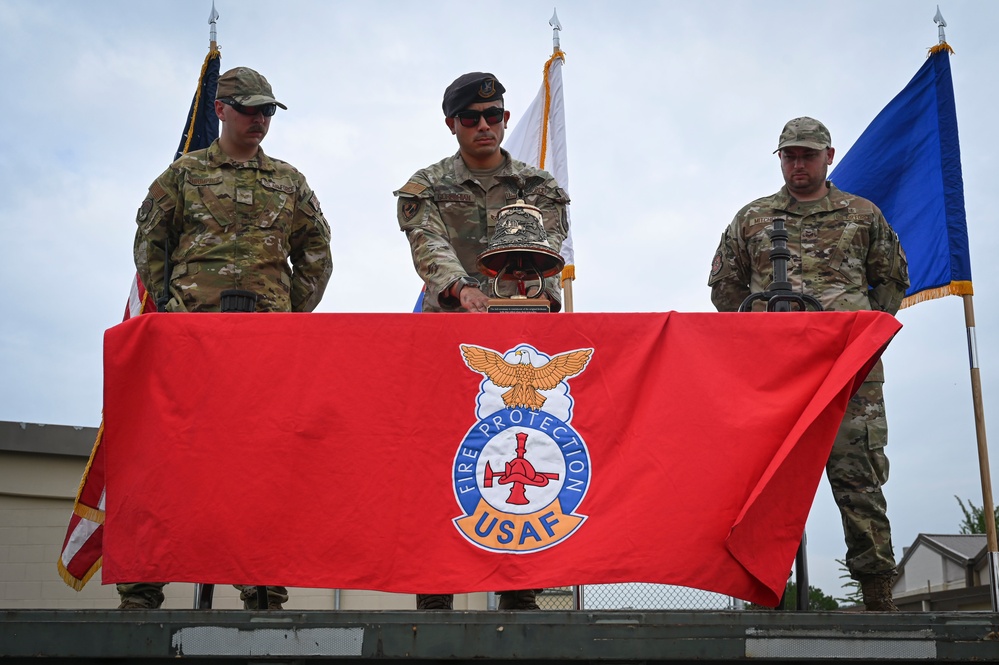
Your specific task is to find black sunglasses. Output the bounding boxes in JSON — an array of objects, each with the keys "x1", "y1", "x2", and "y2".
[
  {"x1": 220, "y1": 98, "x2": 278, "y2": 117},
  {"x1": 454, "y1": 106, "x2": 505, "y2": 128}
]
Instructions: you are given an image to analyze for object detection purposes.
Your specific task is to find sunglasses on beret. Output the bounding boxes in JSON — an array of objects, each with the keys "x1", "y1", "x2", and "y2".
[
  {"x1": 219, "y1": 98, "x2": 278, "y2": 117},
  {"x1": 453, "y1": 106, "x2": 505, "y2": 128}
]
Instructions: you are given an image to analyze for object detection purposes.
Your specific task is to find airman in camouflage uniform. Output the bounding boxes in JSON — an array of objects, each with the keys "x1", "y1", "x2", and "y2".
[
  {"x1": 395, "y1": 73, "x2": 568, "y2": 610},
  {"x1": 396, "y1": 72, "x2": 569, "y2": 315},
  {"x1": 134, "y1": 67, "x2": 332, "y2": 313},
  {"x1": 121, "y1": 67, "x2": 332, "y2": 611},
  {"x1": 708, "y1": 118, "x2": 909, "y2": 611}
]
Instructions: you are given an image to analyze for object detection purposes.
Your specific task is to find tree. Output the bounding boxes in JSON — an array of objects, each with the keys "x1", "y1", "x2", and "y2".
[
  {"x1": 835, "y1": 559, "x2": 862, "y2": 606},
  {"x1": 746, "y1": 583, "x2": 839, "y2": 610},
  {"x1": 955, "y1": 495, "x2": 999, "y2": 535}
]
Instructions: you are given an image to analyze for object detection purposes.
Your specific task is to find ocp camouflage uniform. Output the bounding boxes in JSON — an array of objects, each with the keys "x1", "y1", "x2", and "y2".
[
  {"x1": 134, "y1": 140, "x2": 332, "y2": 313},
  {"x1": 123, "y1": 140, "x2": 331, "y2": 610},
  {"x1": 396, "y1": 147, "x2": 567, "y2": 611},
  {"x1": 116, "y1": 582, "x2": 289, "y2": 610},
  {"x1": 708, "y1": 182, "x2": 909, "y2": 580},
  {"x1": 395, "y1": 149, "x2": 569, "y2": 312}
]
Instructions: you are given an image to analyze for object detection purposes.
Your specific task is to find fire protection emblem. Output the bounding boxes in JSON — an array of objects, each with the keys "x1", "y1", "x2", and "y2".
[{"x1": 452, "y1": 343, "x2": 593, "y2": 553}]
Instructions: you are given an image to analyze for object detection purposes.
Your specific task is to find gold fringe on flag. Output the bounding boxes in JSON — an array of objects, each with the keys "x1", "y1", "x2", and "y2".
[
  {"x1": 540, "y1": 49, "x2": 575, "y2": 284},
  {"x1": 58, "y1": 285, "x2": 154, "y2": 589},
  {"x1": 57, "y1": 553, "x2": 102, "y2": 591},
  {"x1": 900, "y1": 280, "x2": 973, "y2": 309},
  {"x1": 57, "y1": 417, "x2": 106, "y2": 590},
  {"x1": 56, "y1": 418, "x2": 104, "y2": 591},
  {"x1": 538, "y1": 48, "x2": 566, "y2": 171},
  {"x1": 71, "y1": 286, "x2": 153, "y2": 521},
  {"x1": 70, "y1": 423, "x2": 105, "y2": 524},
  {"x1": 928, "y1": 42, "x2": 954, "y2": 57},
  {"x1": 180, "y1": 47, "x2": 222, "y2": 156}
]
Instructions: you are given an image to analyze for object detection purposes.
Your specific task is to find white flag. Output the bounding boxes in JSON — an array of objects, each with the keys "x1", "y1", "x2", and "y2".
[{"x1": 506, "y1": 51, "x2": 575, "y2": 277}]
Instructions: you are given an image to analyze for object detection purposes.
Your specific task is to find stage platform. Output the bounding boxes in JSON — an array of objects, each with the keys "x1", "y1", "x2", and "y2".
[{"x1": 2, "y1": 609, "x2": 997, "y2": 663}]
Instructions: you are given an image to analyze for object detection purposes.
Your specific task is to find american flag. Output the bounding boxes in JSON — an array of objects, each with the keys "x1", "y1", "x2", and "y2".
[
  {"x1": 57, "y1": 38, "x2": 220, "y2": 590},
  {"x1": 57, "y1": 277, "x2": 156, "y2": 588}
]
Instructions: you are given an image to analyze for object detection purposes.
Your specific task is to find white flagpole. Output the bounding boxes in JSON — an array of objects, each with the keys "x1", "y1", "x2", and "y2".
[
  {"x1": 548, "y1": 9, "x2": 575, "y2": 313},
  {"x1": 934, "y1": 6, "x2": 997, "y2": 610}
]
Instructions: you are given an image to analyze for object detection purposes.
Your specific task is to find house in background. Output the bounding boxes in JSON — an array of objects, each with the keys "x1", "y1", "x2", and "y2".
[{"x1": 892, "y1": 533, "x2": 991, "y2": 611}]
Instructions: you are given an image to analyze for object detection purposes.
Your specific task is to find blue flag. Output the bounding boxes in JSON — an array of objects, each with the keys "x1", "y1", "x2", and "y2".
[
  {"x1": 413, "y1": 285, "x2": 425, "y2": 313},
  {"x1": 830, "y1": 45, "x2": 971, "y2": 307},
  {"x1": 175, "y1": 48, "x2": 221, "y2": 160}
]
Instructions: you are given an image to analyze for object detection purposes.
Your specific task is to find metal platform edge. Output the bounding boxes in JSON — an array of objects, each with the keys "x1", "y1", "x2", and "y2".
[{"x1": 2, "y1": 609, "x2": 998, "y2": 663}]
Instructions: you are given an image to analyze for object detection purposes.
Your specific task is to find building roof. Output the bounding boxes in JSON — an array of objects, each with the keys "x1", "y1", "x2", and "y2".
[
  {"x1": 897, "y1": 533, "x2": 988, "y2": 571},
  {"x1": 0, "y1": 421, "x2": 97, "y2": 457}
]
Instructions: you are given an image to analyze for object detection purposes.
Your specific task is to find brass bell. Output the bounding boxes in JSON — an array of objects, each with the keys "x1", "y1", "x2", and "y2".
[{"x1": 476, "y1": 199, "x2": 565, "y2": 283}]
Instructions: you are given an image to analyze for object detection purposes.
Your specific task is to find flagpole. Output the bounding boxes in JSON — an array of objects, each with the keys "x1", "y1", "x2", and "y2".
[
  {"x1": 58, "y1": 2, "x2": 225, "y2": 594},
  {"x1": 194, "y1": 0, "x2": 222, "y2": 610},
  {"x1": 934, "y1": 6, "x2": 999, "y2": 610},
  {"x1": 962, "y1": 294, "x2": 999, "y2": 609},
  {"x1": 550, "y1": 9, "x2": 574, "y2": 313},
  {"x1": 209, "y1": 1, "x2": 219, "y2": 52}
]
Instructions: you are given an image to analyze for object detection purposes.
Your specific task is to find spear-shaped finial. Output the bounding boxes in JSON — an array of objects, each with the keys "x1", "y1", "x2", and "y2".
[
  {"x1": 209, "y1": 1, "x2": 220, "y2": 51},
  {"x1": 550, "y1": 8, "x2": 562, "y2": 54},
  {"x1": 934, "y1": 5, "x2": 947, "y2": 44}
]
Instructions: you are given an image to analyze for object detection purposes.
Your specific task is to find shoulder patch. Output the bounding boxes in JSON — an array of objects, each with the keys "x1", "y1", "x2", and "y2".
[
  {"x1": 149, "y1": 181, "x2": 171, "y2": 202},
  {"x1": 401, "y1": 199, "x2": 422, "y2": 222},
  {"x1": 398, "y1": 181, "x2": 428, "y2": 196},
  {"x1": 136, "y1": 197, "x2": 153, "y2": 222},
  {"x1": 711, "y1": 250, "x2": 723, "y2": 276}
]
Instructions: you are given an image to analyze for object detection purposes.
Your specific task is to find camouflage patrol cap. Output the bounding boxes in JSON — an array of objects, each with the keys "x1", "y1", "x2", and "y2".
[
  {"x1": 216, "y1": 67, "x2": 288, "y2": 110},
  {"x1": 442, "y1": 72, "x2": 505, "y2": 116},
  {"x1": 774, "y1": 117, "x2": 831, "y2": 153}
]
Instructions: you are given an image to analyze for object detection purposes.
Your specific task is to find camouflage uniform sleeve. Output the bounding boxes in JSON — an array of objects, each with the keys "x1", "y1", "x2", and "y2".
[
  {"x1": 133, "y1": 168, "x2": 181, "y2": 305},
  {"x1": 532, "y1": 178, "x2": 570, "y2": 313},
  {"x1": 395, "y1": 174, "x2": 470, "y2": 309},
  {"x1": 707, "y1": 215, "x2": 752, "y2": 312},
  {"x1": 288, "y1": 178, "x2": 333, "y2": 312},
  {"x1": 865, "y1": 210, "x2": 909, "y2": 315}
]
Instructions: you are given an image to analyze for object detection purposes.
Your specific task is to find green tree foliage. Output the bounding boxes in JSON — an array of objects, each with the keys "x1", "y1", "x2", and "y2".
[
  {"x1": 955, "y1": 495, "x2": 999, "y2": 535},
  {"x1": 746, "y1": 583, "x2": 839, "y2": 610},
  {"x1": 835, "y1": 558, "x2": 862, "y2": 606}
]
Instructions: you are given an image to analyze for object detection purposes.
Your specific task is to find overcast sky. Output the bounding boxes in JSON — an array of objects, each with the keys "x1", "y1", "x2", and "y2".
[{"x1": 2, "y1": 0, "x2": 996, "y2": 602}]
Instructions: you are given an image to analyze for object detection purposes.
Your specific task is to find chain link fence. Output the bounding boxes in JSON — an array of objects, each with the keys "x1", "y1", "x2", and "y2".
[{"x1": 535, "y1": 585, "x2": 743, "y2": 611}]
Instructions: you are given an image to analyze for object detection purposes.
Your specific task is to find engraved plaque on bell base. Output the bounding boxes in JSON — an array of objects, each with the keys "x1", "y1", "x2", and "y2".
[{"x1": 487, "y1": 297, "x2": 552, "y2": 313}]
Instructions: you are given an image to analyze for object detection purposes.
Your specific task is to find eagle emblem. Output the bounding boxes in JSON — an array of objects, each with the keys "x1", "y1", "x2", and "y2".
[{"x1": 460, "y1": 345, "x2": 592, "y2": 411}]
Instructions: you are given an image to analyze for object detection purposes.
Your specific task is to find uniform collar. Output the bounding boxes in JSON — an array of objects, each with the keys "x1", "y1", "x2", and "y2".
[
  {"x1": 206, "y1": 140, "x2": 275, "y2": 171},
  {"x1": 773, "y1": 181, "x2": 849, "y2": 214},
  {"x1": 452, "y1": 148, "x2": 512, "y2": 183}
]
